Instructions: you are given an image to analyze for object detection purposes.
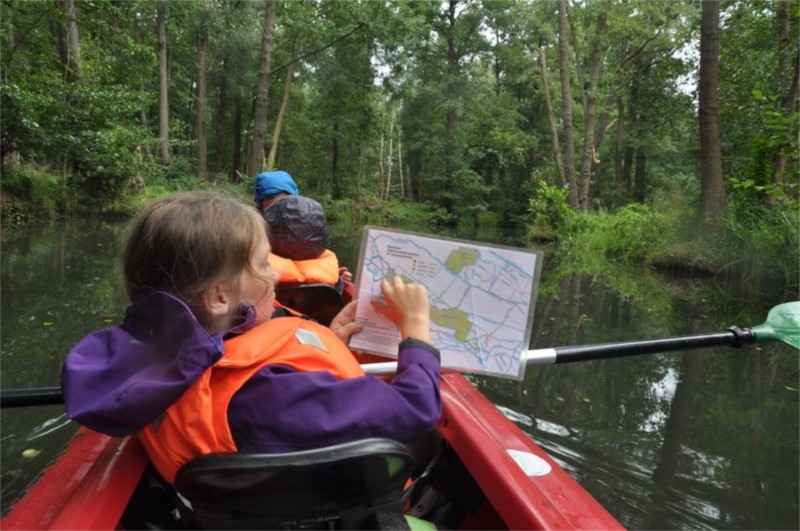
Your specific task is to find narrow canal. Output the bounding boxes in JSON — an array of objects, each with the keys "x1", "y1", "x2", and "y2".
[{"x1": 2, "y1": 219, "x2": 797, "y2": 529}]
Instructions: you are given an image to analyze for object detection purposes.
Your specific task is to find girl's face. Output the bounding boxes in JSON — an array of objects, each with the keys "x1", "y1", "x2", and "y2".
[{"x1": 237, "y1": 228, "x2": 279, "y2": 325}]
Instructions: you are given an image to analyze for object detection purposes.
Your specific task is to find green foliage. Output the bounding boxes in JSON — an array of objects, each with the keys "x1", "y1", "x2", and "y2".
[
  {"x1": 0, "y1": 0, "x2": 795, "y2": 300},
  {"x1": 0, "y1": 165, "x2": 61, "y2": 225},
  {"x1": 719, "y1": 198, "x2": 800, "y2": 288},
  {"x1": 729, "y1": 88, "x2": 800, "y2": 201},
  {"x1": 564, "y1": 204, "x2": 669, "y2": 262},
  {"x1": 526, "y1": 179, "x2": 575, "y2": 241},
  {"x1": 719, "y1": 0, "x2": 799, "y2": 188},
  {"x1": 323, "y1": 196, "x2": 438, "y2": 232}
]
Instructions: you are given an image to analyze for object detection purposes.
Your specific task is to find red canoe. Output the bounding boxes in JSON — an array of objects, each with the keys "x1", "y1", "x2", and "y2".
[{"x1": 2, "y1": 371, "x2": 622, "y2": 530}]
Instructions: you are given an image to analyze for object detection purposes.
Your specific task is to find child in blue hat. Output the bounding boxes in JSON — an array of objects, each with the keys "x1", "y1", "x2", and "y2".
[
  {"x1": 254, "y1": 170, "x2": 299, "y2": 211},
  {"x1": 254, "y1": 171, "x2": 355, "y2": 302}
]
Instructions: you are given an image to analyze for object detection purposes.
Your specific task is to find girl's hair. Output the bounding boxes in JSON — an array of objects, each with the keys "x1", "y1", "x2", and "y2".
[{"x1": 123, "y1": 191, "x2": 266, "y2": 327}]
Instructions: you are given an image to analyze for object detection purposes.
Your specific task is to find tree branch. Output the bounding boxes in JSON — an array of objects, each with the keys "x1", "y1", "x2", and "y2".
[{"x1": 270, "y1": 22, "x2": 366, "y2": 75}]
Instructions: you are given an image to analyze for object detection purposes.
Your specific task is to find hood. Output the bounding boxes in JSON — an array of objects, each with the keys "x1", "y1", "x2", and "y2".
[{"x1": 60, "y1": 291, "x2": 256, "y2": 436}]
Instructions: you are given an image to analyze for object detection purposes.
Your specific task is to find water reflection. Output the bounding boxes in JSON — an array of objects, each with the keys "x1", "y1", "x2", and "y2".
[
  {"x1": 1, "y1": 220, "x2": 127, "y2": 515},
  {"x1": 479, "y1": 269, "x2": 798, "y2": 530}
]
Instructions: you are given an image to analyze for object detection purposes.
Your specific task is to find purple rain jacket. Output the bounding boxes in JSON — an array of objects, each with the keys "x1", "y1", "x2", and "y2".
[{"x1": 60, "y1": 291, "x2": 442, "y2": 453}]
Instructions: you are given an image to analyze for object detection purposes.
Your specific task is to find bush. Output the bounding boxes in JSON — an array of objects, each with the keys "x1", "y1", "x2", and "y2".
[
  {"x1": 0, "y1": 165, "x2": 61, "y2": 223},
  {"x1": 526, "y1": 180, "x2": 575, "y2": 242},
  {"x1": 719, "y1": 198, "x2": 800, "y2": 287},
  {"x1": 563, "y1": 204, "x2": 668, "y2": 262}
]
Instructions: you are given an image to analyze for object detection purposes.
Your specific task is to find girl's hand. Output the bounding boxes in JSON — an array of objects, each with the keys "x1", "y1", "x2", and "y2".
[
  {"x1": 372, "y1": 276, "x2": 430, "y2": 343},
  {"x1": 338, "y1": 267, "x2": 353, "y2": 283},
  {"x1": 330, "y1": 301, "x2": 362, "y2": 343}
]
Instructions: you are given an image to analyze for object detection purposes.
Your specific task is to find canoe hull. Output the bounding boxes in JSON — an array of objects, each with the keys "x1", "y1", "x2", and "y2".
[{"x1": 439, "y1": 373, "x2": 621, "y2": 529}]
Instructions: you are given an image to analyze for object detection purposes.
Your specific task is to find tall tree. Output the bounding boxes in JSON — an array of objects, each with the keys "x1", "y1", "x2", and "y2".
[
  {"x1": 557, "y1": 0, "x2": 578, "y2": 209},
  {"x1": 195, "y1": 0, "x2": 210, "y2": 178},
  {"x1": 539, "y1": 44, "x2": 566, "y2": 187},
  {"x1": 157, "y1": 0, "x2": 170, "y2": 166},
  {"x1": 577, "y1": 1, "x2": 609, "y2": 211},
  {"x1": 444, "y1": 0, "x2": 459, "y2": 208},
  {"x1": 698, "y1": 0, "x2": 727, "y2": 226},
  {"x1": 246, "y1": 0, "x2": 278, "y2": 178},
  {"x1": 770, "y1": 1, "x2": 799, "y2": 200},
  {"x1": 55, "y1": 0, "x2": 82, "y2": 82},
  {"x1": 267, "y1": 34, "x2": 301, "y2": 171}
]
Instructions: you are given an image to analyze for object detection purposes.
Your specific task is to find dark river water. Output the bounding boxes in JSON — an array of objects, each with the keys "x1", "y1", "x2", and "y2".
[{"x1": 1, "y1": 219, "x2": 798, "y2": 529}]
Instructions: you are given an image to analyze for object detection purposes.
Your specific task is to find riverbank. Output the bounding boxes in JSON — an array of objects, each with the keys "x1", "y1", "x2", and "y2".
[{"x1": 2, "y1": 166, "x2": 797, "y2": 293}]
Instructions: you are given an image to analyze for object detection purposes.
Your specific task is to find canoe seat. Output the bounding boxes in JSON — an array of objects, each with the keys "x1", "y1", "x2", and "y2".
[
  {"x1": 174, "y1": 438, "x2": 417, "y2": 530},
  {"x1": 275, "y1": 282, "x2": 345, "y2": 327}
]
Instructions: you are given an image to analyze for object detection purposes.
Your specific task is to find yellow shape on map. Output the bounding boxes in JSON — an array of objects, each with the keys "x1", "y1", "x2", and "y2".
[
  {"x1": 444, "y1": 247, "x2": 479, "y2": 274},
  {"x1": 430, "y1": 307, "x2": 473, "y2": 341}
]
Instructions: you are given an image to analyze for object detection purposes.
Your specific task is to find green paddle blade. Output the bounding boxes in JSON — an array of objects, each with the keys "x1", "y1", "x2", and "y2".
[{"x1": 751, "y1": 301, "x2": 800, "y2": 349}]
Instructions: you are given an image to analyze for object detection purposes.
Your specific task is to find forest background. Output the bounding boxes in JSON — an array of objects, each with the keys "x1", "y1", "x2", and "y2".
[{"x1": 1, "y1": 0, "x2": 798, "y2": 287}]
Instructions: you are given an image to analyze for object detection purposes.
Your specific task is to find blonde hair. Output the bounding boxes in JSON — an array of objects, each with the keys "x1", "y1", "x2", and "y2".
[{"x1": 123, "y1": 192, "x2": 267, "y2": 328}]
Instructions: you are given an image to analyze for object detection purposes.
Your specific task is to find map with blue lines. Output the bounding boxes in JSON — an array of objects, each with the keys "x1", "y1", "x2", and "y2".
[{"x1": 350, "y1": 227, "x2": 542, "y2": 380}]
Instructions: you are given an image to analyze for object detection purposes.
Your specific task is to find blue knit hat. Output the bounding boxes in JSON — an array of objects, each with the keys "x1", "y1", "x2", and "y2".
[{"x1": 254, "y1": 170, "x2": 299, "y2": 203}]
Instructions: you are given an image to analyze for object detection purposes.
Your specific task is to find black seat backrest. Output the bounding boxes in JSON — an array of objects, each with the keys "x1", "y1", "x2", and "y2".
[
  {"x1": 276, "y1": 283, "x2": 346, "y2": 327},
  {"x1": 174, "y1": 438, "x2": 415, "y2": 530}
]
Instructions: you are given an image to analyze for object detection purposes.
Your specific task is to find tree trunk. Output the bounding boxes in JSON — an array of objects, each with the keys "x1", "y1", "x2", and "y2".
[
  {"x1": 777, "y1": 1, "x2": 791, "y2": 82},
  {"x1": 622, "y1": 69, "x2": 640, "y2": 203},
  {"x1": 539, "y1": 45, "x2": 566, "y2": 187},
  {"x1": 195, "y1": 1, "x2": 209, "y2": 179},
  {"x1": 356, "y1": 129, "x2": 364, "y2": 199},
  {"x1": 566, "y1": 1, "x2": 586, "y2": 112},
  {"x1": 331, "y1": 119, "x2": 340, "y2": 199},
  {"x1": 385, "y1": 109, "x2": 395, "y2": 200},
  {"x1": 267, "y1": 34, "x2": 301, "y2": 170},
  {"x1": 246, "y1": 0, "x2": 278, "y2": 178},
  {"x1": 215, "y1": 59, "x2": 229, "y2": 172},
  {"x1": 614, "y1": 96, "x2": 625, "y2": 207},
  {"x1": 633, "y1": 147, "x2": 646, "y2": 203},
  {"x1": 232, "y1": 89, "x2": 243, "y2": 181},
  {"x1": 56, "y1": 0, "x2": 82, "y2": 82},
  {"x1": 557, "y1": 0, "x2": 578, "y2": 209},
  {"x1": 444, "y1": 0, "x2": 458, "y2": 212},
  {"x1": 398, "y1": 130, "x2": 405, "y2": 199},
  {"x1": 577, "y1": 4, "x2": 608, "y2": 211},
  {"x1": 133, "y1": 14, "x2": 151, "y2": 159},
  {"x1": 157, "y1": 0, "x2": 170, "y2": 166},
  {"x1": 698, "y1": 0, "x2": 728, "y2": 226},
  {"x1": 378, "y1": 114, "x2": 385, "y2": 197},
  {"x1": 2, "y1": 1, "x2": 12, "y2": 83}
]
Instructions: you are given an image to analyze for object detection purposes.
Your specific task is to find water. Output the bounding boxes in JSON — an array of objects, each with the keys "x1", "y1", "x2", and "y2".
[{"x1": 1, "y1": 219, "x2": 798, "y2": 529}]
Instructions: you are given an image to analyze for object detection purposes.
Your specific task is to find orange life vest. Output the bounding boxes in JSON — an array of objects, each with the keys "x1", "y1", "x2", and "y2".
[
  {"x1": 138, "y1": 316, "x2": 365, "y2": 484},
  {"x1": 270, "y1": 250, "x2": 340, "y2": 286}
]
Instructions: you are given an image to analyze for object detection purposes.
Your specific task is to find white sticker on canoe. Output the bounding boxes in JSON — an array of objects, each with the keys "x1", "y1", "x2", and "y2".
[{"x1": 507, "y1": 449, "x2": 552, "y2": 476}]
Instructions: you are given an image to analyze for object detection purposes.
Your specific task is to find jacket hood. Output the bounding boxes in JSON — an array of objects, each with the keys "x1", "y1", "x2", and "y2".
[{"x1": 61, "y1": 291, "x2": 256, "y2": 436}]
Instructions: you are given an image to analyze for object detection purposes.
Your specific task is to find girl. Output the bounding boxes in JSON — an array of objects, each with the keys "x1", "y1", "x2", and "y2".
[{"x1": 61, "y1": 191, "x2": 441, "y2": 484}]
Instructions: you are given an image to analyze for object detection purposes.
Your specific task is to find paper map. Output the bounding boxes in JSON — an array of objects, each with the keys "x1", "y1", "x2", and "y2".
[{"x1": 350, "y1": 227, "x2": 542, "y2": 380}]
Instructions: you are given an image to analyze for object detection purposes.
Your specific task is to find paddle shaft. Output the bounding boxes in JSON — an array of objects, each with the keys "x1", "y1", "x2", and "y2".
[
  {"x1": 2, "y1": 387, "x2": 65, "y2": 408},
  {"x1": 362, "y1": 326, "x2": 757, "y2": 374},
  {"x1": 524, "y1": 326, "x2": 754, "y2": 365},
  {"x1": 0, "y1": 326, "x2": 760, "y2": 408}
]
